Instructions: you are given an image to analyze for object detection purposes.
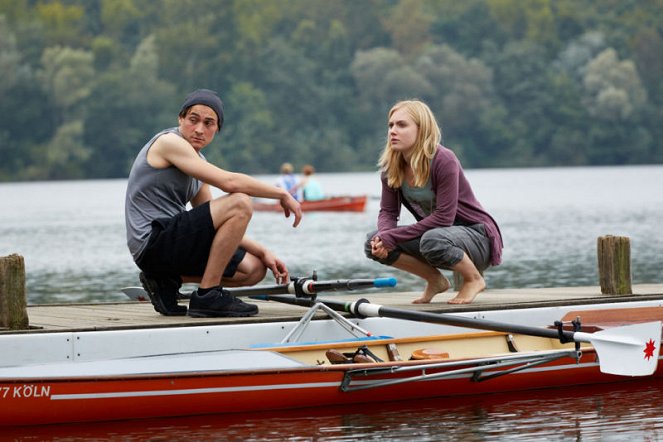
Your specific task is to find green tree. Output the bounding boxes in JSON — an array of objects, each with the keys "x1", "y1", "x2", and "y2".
[
  {"x1": 582, "y1": 48, "x2": 647, "y2": 121},
  {"x1": 100, "y1": 0, "x2": 143, "y2": 45},
  {"x1": 34, "y1": 0, "x2": 85, "y2": 47},
  {"x1": 350, "y1": 47, "x2": 432, "y2": 165},
  {"x1": 37, "y1": 46, "x2": 95, "y2": 124},
  {"x1": 209, "y1": 81, "x2": 275, "y2": 172},
  {"x1": 83, "y1": 35, "x2": 176, "y2": 177},
  {"x1": 382, "y1": 0, "x2": 434, "y2": 56},
  {"x1": 26, "y1": 120, "x2": 90, "y2": 180},
  {"x1": 0, "y1": 16, "x2": 52, "y2": 179},
  {"x1": 581, "y1": 48, "x2": 650, "y2": 164},
  {"x1": 430, "y1": 1, "x2": 504, "y2": 56},
  {"x1": 2, "y1": 0, "x2": 663, "y2": 181},
  {"x1": 415, "y1": 44, "x2": 503, "y2": 166},
  {"x1": 153, "y1": 3, "x2": 233, "y2": 93}
]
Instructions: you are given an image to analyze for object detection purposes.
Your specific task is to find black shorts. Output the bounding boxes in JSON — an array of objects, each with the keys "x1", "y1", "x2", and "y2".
[{"x1": 135, "y1": 202, "x2": 246, "y2": 279}]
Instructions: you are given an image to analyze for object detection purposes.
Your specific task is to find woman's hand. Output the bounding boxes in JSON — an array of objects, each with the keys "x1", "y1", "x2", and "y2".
[{"x1": 370, "y1": 236, "x2": 389, "y2": 259}]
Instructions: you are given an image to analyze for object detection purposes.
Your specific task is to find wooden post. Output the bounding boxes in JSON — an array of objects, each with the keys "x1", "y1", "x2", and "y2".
[
  {"x1": 0, "y1": 254, "x2": 29, "y2": 330},
  {"x1": 597, "y1": 235, "x2": 632, "y2": 295}
]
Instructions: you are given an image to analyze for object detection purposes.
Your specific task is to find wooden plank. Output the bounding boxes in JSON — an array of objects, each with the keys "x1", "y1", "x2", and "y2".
[{"x1": 11, "y1": 284, "x2": 663, "y2": 334}]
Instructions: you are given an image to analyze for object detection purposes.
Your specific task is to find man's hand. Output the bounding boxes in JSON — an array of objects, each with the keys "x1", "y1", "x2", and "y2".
[
  {"x1": 279, "y1": 193, "x2": 302, "y2": 227},
  {"x1": 262, "y1": 250, "x2": 290, "y2": 284}
]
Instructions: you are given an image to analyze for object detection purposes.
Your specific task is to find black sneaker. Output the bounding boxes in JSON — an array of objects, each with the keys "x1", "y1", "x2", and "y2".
[
  {"x1": 177, "y1": 290, "x2": 192, "y2": 300},
  {"x1": 188, "y1": 287, "x2": 259, "y2": 318},
  {"x1": 139, "y1": 272, "x2": 188, "y2": 316}
]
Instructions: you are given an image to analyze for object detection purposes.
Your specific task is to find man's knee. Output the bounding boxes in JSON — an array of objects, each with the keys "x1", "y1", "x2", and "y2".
[
  {"x1": 210, "y1": 193, "x2": 253, "y2": 224},
  {"x1": 246, "y1": 265, "x2": 267, "y2": 285},
  {"x1": 225, "y1": 193, "x2": 253, "y2": 215}
]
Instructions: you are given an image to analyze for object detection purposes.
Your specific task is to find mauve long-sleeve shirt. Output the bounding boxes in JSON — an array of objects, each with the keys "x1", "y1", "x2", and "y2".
[{"x1": 376, "y1": 145, "x2": 503, "y2": 266}]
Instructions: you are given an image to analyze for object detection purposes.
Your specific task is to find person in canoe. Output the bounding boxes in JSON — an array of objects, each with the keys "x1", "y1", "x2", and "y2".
[
  {"x1": 300, "y1": 164, "x2": 325, "y2": 201},
  {"x1": 365, "y1": 100, "x2": 503, "y2": 305},
  {"x1": 276, "y1": 162, "x2": 303, "y2": 201},
  {"x1": 125, "y1": 89, "x2": 302, "y2": 317}
]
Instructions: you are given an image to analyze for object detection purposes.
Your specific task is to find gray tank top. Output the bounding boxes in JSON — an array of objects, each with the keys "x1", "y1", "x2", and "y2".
[
  {"x1": 402, "y1": 175, "x2": 435, "y2": 218},
  {"x1": 125, "y1": 127, "x2": 203, "y2": 261}
]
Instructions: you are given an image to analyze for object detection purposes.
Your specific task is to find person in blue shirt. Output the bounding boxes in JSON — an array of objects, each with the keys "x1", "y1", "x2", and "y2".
[{"x1": 276, "y1": 162, "x2": 303, "y2": 201}]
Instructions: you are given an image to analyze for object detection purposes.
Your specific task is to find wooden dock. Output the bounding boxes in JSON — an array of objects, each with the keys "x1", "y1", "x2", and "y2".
[{"x1": 10, "y1": 283, "x2": 663, "y2": 334}]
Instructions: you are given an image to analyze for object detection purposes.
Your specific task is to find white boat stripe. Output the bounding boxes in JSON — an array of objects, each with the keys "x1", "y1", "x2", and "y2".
[
  {"x1": 50, "y1": 359, "x2": 602, "y2": 401},
  {"x1": 50, "y1": 381, "x2": 341, "y2": 400}
]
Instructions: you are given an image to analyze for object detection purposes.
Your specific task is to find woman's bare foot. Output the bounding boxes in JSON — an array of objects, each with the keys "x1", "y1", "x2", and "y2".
[
  {"x1": 413, "y1": 275, "x2": 451, "y2": 304},
  {"x1": 447, "y1": 278, "x2": 485, "y2": 304}
]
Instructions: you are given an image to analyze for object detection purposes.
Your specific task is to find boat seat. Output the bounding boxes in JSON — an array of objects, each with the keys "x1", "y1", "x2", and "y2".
[
  {"x1": 326, "y1": 346, "x2": 384, "y2": 364},
  {"x1": 410, "y1": 348, "x2": 450, "y2": 360}
]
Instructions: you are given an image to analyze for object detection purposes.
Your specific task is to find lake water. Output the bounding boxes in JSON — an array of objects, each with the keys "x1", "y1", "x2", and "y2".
[
  {"x1": 0, "y1": 165, "x2": 661, "y2": 304},
  {"x1": 1, "y1": 165, "x2": 663, "y2": 439},
  {"x1": 8, "y1": 379, "x2": 663, "y2": 440}
]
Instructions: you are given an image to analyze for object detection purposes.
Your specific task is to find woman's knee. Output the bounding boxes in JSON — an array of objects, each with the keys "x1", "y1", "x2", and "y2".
[
  {"x1": 420, "y1": 231, "x2": 460, "y2": 267},
  {"x1": 363, "y1": 230, "x2": 377, "y2": 260},
  {"x1": 364, "y1": 236, "x2": 401, "y2": 266}
]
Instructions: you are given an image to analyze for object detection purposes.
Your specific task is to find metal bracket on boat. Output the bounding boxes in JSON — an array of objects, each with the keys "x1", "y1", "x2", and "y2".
[
  {"x1": 554, "y1": 317, "x2": 582, "y2": 353},
  {"x1": 339, "y1": 350, "x2": 578, "y2": 392},
  {"x1": 280, "y1": 302, "x2": 373, "y2": 344},
  {"x1": 292, "y1": 271, "x2": 318, "y2": 300},
  {"x1": 292, "y1": 277, "x2": 314, "y2": 300}
]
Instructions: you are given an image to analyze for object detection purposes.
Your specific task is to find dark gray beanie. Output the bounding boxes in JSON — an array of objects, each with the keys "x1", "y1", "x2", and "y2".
[{"x1": 179, "y1": 89, "x2": 224, "y2": 131}]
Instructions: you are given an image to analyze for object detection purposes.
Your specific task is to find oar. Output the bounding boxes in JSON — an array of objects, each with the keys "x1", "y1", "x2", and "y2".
[
  {"x1": 121, "y1": 276, "x2": 397, "y2": 301},
  {"x1": 254, "y1": 295, "x2": 661, "y2": 377}
]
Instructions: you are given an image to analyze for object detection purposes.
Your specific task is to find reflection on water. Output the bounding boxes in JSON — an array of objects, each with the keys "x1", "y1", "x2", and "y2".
[
  {"x1": 7, "y1": 379, "x2": 663, "y2": 441},
  {"x1": 0, "y1": 166, "x2": 662, "y2": 304}
]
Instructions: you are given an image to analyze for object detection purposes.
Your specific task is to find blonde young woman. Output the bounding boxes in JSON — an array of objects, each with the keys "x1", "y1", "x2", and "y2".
[{"x1": 365, "y1": 100, "x2": 503, "y2": 304}]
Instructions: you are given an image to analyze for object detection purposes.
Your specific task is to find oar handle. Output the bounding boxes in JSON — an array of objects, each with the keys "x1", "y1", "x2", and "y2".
[
  {"x1": 231, "y1": 276, "x2": 397, "y2": 299},
  {"x1": 308, "y1": 277, "x2": 397, "y2": 293}
]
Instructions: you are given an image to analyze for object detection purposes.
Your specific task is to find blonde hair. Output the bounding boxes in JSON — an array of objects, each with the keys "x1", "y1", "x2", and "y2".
[
  {"x1": 378, "y1": 100, "x2": 441, "y2": 188},
  {"x1": 280, "y1": 162, "x2": 294, "y2": 174}
]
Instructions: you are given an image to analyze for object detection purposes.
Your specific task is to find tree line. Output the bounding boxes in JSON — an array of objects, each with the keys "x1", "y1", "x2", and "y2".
[{"x1": 1, "y1": 0, "x2": 662, "y2": 181}]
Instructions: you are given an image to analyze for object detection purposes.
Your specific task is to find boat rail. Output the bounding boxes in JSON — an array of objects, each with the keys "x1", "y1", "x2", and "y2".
[{"x1": 340, "y1": 349, "x2": 581, "y2": 392}]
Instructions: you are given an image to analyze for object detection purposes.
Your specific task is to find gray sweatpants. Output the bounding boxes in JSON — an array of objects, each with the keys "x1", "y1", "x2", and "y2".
[{"x1": 364, "y1": 224, "x2": 491, "y2": 272}]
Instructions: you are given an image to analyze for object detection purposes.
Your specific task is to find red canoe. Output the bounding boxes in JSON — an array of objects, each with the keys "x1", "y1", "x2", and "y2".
[
  {"x1": 254, "y1": 195, "x2": 367, "y2": 212},
  {"x1": 0, "y1": 300, "x2": 662, "y2": 427}
]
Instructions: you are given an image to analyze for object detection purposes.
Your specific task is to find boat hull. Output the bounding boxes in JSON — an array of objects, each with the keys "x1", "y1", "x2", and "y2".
[
  {"x1": 4, "y1": 301, "x2": 663, "y2": 427},
  {"x1": 2, "y1": 348, "x2": 661, "y2": 426},
  {"x1": 253, "y1": 195, "x2": 367, "y2": 212}
]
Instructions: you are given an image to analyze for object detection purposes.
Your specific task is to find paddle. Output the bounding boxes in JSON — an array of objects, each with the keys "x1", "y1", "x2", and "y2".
[
  {"x1": 253, "y1": 295, "x2": 661, "y2": 377},
  {"x1": 121, "y1": 276, "x2": 397, "y2": 301}
]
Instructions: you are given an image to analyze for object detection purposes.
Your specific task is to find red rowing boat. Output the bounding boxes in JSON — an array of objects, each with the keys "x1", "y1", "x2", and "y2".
[
  {"x1": 253, "y1": 195, "x2": 367, "y2": 212},
  {"x1": 1, "y1": 293, "x2": 661, "y2": 427}
]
